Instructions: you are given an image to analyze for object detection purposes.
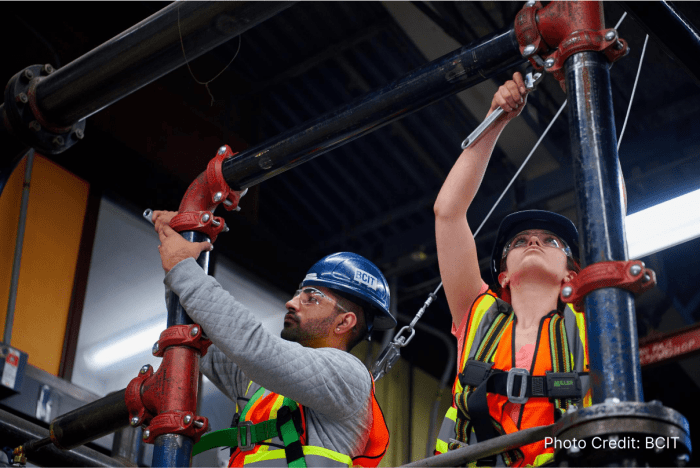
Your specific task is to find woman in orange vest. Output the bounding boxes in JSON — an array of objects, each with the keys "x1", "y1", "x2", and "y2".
[{"x1": 433, "y1": 73, "x2": 591, "y2": 466}]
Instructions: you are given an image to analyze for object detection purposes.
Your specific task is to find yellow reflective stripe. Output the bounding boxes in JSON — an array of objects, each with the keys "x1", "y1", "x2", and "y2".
[
  {"x1": 435, "y1": 406, "x2": 458, "y2": 454},
  {"x1": 269, "y1": 393, "x2": 286, "y2": 418},
  {"x1": 237, "y1": 381, "x2": 256, "y2": 414},
  {"x1": 243, "y1": 446, "x2": 286, "y2": 465},
  {"x1": 570, "y1": 306, "x2": 588, "y2": 369},
  {"x1": 445, "y1": 406, "x2": 457, "y2": 422},
  {"x1": 435, "y1": 439, "x2": 449, "y2": 455},
  {"x1": 531, "y1": 452, "x2": 554, "y2": 466},
  {"x1": 243, "y1": 445, "x2": 352, "y2": 467},
  {"x1": 304, "y1": 446, "x2": 352, "y2": 466},
  {"x1": 455, "y1": 295, "x2": 497, "y2": 394}
]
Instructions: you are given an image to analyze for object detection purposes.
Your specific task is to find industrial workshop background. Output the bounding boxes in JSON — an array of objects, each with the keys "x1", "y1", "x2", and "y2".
[{"x1": 1, "y1": 1, "x2": 699, "y2": 466}]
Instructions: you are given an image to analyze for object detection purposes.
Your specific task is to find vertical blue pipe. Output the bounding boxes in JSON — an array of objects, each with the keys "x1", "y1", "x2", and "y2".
[
  {"x1": 152, "y1": 434, "x2": 194, "y2": 468},
  {"x1": 564, "y1": 51, "x2": 644, "y2": 404},
  {"x1": 153, "y1": 230, "x2": 210, "y2": 466}
]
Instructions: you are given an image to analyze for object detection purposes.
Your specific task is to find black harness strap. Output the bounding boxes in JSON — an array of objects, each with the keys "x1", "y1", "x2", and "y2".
[{"x1": 455, "y1": 308, "x2": 588, "y2": 466}]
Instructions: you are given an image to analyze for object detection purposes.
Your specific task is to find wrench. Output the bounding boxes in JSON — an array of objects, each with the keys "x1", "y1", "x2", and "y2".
[{"x1": 461, "y1": 69, "x2": 545, "y2": 150}]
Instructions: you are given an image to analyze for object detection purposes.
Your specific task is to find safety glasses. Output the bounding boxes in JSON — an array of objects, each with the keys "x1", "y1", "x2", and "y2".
[
  {"x1": 293, "y1": 287, "x2": 349, "y2": 313},
  {"x1": 502, "y1": 229, "x2": 572, "y2": 260}
]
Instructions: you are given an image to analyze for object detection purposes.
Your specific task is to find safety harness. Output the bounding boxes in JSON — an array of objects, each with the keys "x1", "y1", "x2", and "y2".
[
  {"x1": 451, "y1": 300, "x2": 588, "y2": 466},
  {"x1": 193, "y1": 387, "x2": 308, "y2": 467}
]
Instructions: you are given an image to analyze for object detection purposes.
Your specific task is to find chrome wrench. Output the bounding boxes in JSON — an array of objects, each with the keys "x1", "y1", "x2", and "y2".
[{"x1": 461, "y1": 69, "x2": 545, "y2": 150}]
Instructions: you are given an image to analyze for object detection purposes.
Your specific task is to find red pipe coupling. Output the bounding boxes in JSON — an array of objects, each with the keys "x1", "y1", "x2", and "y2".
[
  {"x1": 515, "y1": 1, "x2": 629, "y2": 88},
  {"x1": 125, "y1": 324, "x2": 212, "y2": 444},
  {"x1": 560, "y1": 260, "x2": 657, "y2": 312},
  {"x1": 170, "y1": 145, "x2": 243, "y2": 242}
]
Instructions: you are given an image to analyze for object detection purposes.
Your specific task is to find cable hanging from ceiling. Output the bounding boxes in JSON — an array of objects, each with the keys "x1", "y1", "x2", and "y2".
[{"x1": 177, "y1": 3, "x2": 243, "y2": 106}]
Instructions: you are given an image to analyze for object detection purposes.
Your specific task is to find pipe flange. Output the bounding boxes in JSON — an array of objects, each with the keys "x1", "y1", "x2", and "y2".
[
  {"x1": 551, "y1": 400, "x2": 691, "y2": 466},
  {"x1": 2, "y1": 64, "x2": 85, "y2": 155}
]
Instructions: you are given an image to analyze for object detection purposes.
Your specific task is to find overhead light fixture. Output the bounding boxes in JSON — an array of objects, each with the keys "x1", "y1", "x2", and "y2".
[
  {"x1": 626, "y1": 188, "x2": 700, "y2": 259},
  {"x1": 86, "y1": 319, "x2": 166, "y2": 370}
]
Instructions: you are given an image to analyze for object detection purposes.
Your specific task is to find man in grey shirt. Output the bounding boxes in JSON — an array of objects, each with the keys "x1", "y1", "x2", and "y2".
[{"x1": 153, "y1": 211, "x2": 395, "y2": 467}]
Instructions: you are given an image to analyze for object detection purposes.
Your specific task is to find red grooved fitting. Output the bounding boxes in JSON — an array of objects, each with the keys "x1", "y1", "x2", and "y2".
[
  {"x1": 514, "y1": 2, "x2": 543, "y2": 58},
  {"x1": 125, "y1": 365, "x2": 156, "y2": 426},
  {"x1": 536, "y1": 1, "x2": 604, "y2": 50},
  {"x1": 124, "y1": 324, "x2": 212, "y2": 441},
  {"x1": 170, "y1": 145, "x2": 241, "y2": 243},
  {"x1": 142, "y1": 411, "x2": 209, "y2": 444},
  {"x1": 141, "y1": 346, "x2": 200, "y2": 418},
  {"x1": 561, "y1": 260, "x2": 657, "y2": 312},
  {"x1": 153, "y1": 324, "x2": 212, "y2": 358},
  {"x1": 514, "y1": 1, "x2": 629, "y2": 89}
]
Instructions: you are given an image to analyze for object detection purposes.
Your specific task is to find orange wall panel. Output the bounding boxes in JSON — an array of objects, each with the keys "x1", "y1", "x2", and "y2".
[
  {"x1": 0, "y1": 154, "x2": 88, "y2": 375},
  {"x1": 0, "y1": 157, "x2": 26, "y2": 334}
]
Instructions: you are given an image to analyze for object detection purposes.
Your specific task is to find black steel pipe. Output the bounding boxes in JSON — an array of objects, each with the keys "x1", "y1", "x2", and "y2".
[
  {"x1": 0, "y1": 407, "x2": 128, "y2": 467},
  {"x1": 166, "y1": 231, "x2": 210, "y2": 328},
  {"x1": 222, "y1": 27, "x2": 526, "y2": 190},
  {"x1": 402, "y1": 424, "x2": 554, "y2": 467},
  {"x1": 565, "y1": 51, "x2": 644, "y2": 404},
  {"x1": 621, "y1": 1, "x2": 700, "y2": 88},
  {"x1": 32, "y1": 1, "x2": 291, "y2": 127},
  {"x1": 49, "y1": 388, "x2": 130, "y2": 450}
]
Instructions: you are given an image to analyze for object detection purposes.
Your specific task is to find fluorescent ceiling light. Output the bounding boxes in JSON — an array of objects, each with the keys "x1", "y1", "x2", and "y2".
[
  {"x1": 86, "y1": 319, "x2": 166, "y2": 370},
  {"x1": 626, "y1": 188, "x2": 700, "y2": 259}
]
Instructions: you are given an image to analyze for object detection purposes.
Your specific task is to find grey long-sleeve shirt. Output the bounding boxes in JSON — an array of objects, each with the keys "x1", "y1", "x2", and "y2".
[{"x1": 164, "y1": 258, "x2": 374, "y2": 457}]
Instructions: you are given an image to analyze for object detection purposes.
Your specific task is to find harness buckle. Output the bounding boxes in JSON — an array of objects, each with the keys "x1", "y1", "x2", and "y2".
[
  {"x1": 506, "y1": 368, "x2": 529, "y2": 404},
  {"x1": 237, "y1": 420, "x2": 255, "y2": 452},
  {"x1": 459, "y1": 360, "x2": 495, "y2": 388}
]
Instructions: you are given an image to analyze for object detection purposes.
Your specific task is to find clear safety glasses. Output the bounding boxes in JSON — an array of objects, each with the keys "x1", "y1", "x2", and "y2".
[
  {"x1": 501, "y1": 230, "x2": 572, "y2": 260},
  {"x1": 293, "y1": 287, "x2": 349, "y2": 313}
]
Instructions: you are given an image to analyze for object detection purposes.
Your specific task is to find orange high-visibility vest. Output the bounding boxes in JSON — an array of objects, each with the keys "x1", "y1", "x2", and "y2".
[
  {"x1": 435, "y1": 291, "x2": 591, "y2": 467},
  {"x1": 229, "y1": 380, "x2": 389, "y2": 468}
]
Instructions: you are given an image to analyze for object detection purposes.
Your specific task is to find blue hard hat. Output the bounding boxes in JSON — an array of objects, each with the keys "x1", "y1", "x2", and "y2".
[
  {"x1": 301, "y1": 252, "x2": 396, "y2": 331},
  {"x1": 491, "y1": 210, "x2": 579, "y2": 283}
]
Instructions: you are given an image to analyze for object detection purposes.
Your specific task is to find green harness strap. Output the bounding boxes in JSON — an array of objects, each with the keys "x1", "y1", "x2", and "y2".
[{"x1": 192, "y1": 386, "x2": 307, "y2": 468}]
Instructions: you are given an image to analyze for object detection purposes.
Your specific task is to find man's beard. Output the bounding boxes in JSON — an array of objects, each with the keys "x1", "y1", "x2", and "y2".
[{"x1": 280, "y1": 313, "x2": 336, "y2": 345}]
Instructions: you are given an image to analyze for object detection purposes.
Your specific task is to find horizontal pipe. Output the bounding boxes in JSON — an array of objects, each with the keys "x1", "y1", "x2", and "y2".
[
  {"x1": 402, "y1": 424, "x2": 554, "y2": 467},
  {"x1": 32, "y1": 1, "x2": 292, "y2": 127},
  {"x1": 222, "y1": 27, "x2": 525, "y2": 190},
  {"x1": 49, "y1": 388, "x2": 130, "y2": 450},
  {"x1": 0, "y1": 407, "x2": 128, "y2": 467}
]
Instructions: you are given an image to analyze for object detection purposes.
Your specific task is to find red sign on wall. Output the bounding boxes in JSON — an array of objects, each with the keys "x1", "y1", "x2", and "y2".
[{"x1": 639, "y1": 324, "x2": 700, "y2": 367}]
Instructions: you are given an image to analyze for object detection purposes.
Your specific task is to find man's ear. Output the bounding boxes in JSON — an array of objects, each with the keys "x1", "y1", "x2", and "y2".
[{"x1": 335, "y1": 312, "x2": 358, "y2": 334}]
